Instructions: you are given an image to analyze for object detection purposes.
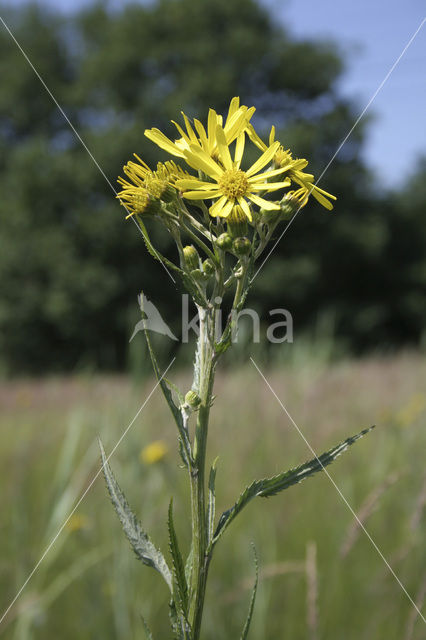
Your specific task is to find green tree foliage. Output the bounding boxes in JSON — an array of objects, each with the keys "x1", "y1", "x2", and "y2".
[{"x1": 0, "y1": 0, "x2": 424, "y2": 373}]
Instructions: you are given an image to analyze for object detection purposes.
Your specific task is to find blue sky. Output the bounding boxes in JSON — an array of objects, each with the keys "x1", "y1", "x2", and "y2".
[{"x1": 2, "y1": 0, "x2": 425, "y2": 188}]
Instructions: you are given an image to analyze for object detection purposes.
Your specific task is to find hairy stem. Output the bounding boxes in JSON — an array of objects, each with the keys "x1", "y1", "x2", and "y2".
[{"x1": 188, "y1": 306, "x2": 216, "y2": 638}]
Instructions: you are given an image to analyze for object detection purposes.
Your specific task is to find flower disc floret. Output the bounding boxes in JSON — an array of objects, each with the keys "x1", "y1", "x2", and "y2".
[{"x1": 219, "y1": 169, "x2": 249, "y2": 200}]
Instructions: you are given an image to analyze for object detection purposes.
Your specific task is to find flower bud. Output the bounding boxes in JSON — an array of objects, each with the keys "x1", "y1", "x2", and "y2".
[
  {"x1": 232, "y1": 237, "x2": 251, "y2": 256},
  {"x1": 216, "y1": 233, "x2": 233, "y2": 251},
  {"x1": 190, "y1": 268, "x2": 205, "y2": 282},
  {"x1": 183, "y1": 245, "x2": 200, "y2": 271},
  {"x1": 259, "y1": 207, "x2": 281, "y2": 225},
  {"x1": 202, "y1": 259, "x2": 215, "y2": 276},
  {"x1": 280, "y1": 190, "x2": 308, "y2": 220},
  {"x1": 226, "y1": 205, "x2": 248, "y2": 238},
  {"x1": 185, "y1": 390, "x2": 201, "y2": 408}
]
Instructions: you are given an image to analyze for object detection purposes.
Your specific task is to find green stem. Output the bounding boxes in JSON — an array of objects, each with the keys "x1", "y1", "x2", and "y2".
[{"x1": 188, "y1": 306, "x2": 216, "y2": 639}]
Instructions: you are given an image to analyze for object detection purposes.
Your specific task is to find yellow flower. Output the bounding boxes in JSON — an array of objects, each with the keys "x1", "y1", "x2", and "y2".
[
  {"x1": 144, "y1": 97, "x2": 255, "y2": 162},
  {"x1": 66, "y1": 513, "x2": 90, "y2": 533},
  {"x1": 176, "y1": 124, "x2": 290, "y2": 221},
  {"x1": 247, "y1": 124, "x2": 336, "y2": 210},
  {"x1": 117, "y1": 156, "x2": 189, "y2": 218},
  {"x1": 140, "y1": 440, "x2": 168, "y2": 464}
]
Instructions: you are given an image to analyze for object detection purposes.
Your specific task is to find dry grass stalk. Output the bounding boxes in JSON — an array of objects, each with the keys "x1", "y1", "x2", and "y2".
[
  {"x1": 340, "y1": 472, "x2": 399, "y2": 558},
  {"x1": 410, "y1": 474, "x2": 426, "y2": 532},
  {"x1": 305, "y1": 541, "x2": 319, "y2": 640},
  {"x1": 403, "y1": 573, "x2": 426, "y2": 640}
]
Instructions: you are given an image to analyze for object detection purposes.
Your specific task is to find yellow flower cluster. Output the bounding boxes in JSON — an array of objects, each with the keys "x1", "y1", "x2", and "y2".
[{"x1": 118, "y1": 97, "x2": 336, "y2": 221}]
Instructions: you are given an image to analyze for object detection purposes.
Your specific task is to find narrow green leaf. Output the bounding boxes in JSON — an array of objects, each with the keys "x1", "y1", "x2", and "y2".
[
  {"x1": 139, "y1": 293, "x2": 193, "y2": 468},
  {"x1": 214, "y1": 426, "x2": 374, "y2": 545},
  {"x1": 168, "y1": 600, "x2": 191, "y2": 640},
  {"x1": 99, "y1": 440, "x2": 172, "y2": 591},
  {"x1": 137, "y1": 218, "x2": 183, "y2": 275},
  {"x1": 168, "y1": 499, "x2": 189, "y2": 615},
  {"x1": 137, "y1": 220, "x2": 207, "y2": 306},
  {"x1": 140, "y1": 614, "x2": 155, "y2": 640},
  {"x1": 207, "y1": 457, "x2": 218, "y2": 545},
  {"x1": 240, "y1": 544, "x2": 259, "y2": 640}
]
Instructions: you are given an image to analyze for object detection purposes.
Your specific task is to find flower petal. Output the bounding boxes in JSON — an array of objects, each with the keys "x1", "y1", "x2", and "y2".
[
  {"x1": 183, "y1": 190, "x2": 221, "y2": 200},
  {"x1": 217, "y1": 199, "x2": 234, "y2": 218},
  {"x1": 184, "y1": 146, "x2": 223, "y2": 179},
  {"x1": 145, "y1": 128, "x2": 186, "y2": 158},
  {"x1": 234, "y1": 133, "x2": 245, "y2": 169},
  {"x1": 181, "y1": 112, "x2": 198, "y2": 144},
  {"x1": 238, "y1": 197, "x2": 252, "y2": 221},
  {"x1": 246, "y1": 141, "x2": 280, "y2": 177},
  {"x1": 248, "y1": 194, "x2": 280, "y2": 210},
  {"x1": 215, "y1": 124, "x2": 233, "y2": 170},
  {"x1": 176, "y1": 179, "x2": 216, "y2": 190},
  {"x1": 210, "y1": 195, "x2": 228, "y2": 216}
]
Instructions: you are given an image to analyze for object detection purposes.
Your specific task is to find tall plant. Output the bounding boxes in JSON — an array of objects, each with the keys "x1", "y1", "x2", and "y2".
[{"x1": 100, "y1": 97, "x2": 371, "y2": 639}]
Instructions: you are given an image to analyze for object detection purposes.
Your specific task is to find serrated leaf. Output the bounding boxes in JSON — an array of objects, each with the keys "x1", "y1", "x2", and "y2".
[
  {"x1": 168, "y1": 499, "x2": 189, "y2": 616},
  {"x1": 137, "y1": 220, "x2": 207, "y2": 306},
  {"x1": 168, "y1": 600, "x2": 191, "y2": 640},
  {"x1": 240, "y1": 544, "x2": 258, "y2": 640},
  {"x1": 137, "y1": 218, "x2": 183, "y2": 275},
  {"x1": 139, "y1": 294, "x2": 193, "y2": 468},
  {"x1": 140, "y1": 614, "x2": 155, "y2": 640},
  {"x1": 207, "y1": 458, "x2": 218, "y2": 545},
  {"x1": 213, "y1": 426, "x2": 374, "y2": 545},
  {"x1": 99, "y1": 441, "x2": 172, "y2": 591}
]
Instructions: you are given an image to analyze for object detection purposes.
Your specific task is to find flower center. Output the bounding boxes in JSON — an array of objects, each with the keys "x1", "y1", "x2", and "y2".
[
  {"x1": 219, "y1": 169, "x2": 249, "y2": 200},
  {"x1": 145, "y1": 177, "x2": 168, "y2": 199}
]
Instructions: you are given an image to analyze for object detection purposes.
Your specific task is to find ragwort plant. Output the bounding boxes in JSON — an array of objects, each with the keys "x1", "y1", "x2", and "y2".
[{"x1": 100, "y1": 97, "x2": 372, "y2": 639}]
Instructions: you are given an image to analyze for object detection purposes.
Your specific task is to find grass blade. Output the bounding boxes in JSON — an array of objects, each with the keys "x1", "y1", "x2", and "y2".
[{"x1": 240, "y1": 544, "x2": 259, "y2": 640}]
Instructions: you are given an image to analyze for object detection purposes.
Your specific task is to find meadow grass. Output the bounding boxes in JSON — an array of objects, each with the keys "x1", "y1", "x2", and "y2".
[{"x1": 0, "y1": 351, "x2": 425, "y2": 639}]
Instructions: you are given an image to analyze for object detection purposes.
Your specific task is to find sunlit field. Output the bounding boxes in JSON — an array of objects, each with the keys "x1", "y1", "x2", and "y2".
[{"x1": 1, "y1": 351, "x2": 425, "y2": 639}]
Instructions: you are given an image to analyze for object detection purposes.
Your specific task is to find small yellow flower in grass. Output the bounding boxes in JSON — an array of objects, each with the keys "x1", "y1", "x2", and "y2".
[
  {"x1": 66, "y1": 513, "x2": 89, "y2": 533},
  {"x1": 140, "y1": 440, "x2": 168, "y2": 464},
  {"x1": 247, "y1": 124, "x2": 336, "y2": 210},
  {"x1": 145, "y1": 97, "x2": 255, "y2": 161},
  {"x1": 176, "y1": 125, "x2": 290, "y2": 221}
]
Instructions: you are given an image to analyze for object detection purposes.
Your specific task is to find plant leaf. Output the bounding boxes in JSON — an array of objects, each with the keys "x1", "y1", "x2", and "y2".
[
  {"x1": 207, "y1": 457, "x2": 218, "y2": 546},
  {"x1": 168, "y1": 499, "x2": 189, "y2": 615},
  {"x1": 213, "y1": 426, "x2": 374, "y2": 545},
  {"x1": 140, "y1": 614, "x2": 155, "y2": 640},
  {"x1": 139, "y1": 293, "x2": 193, "y2": 468},
  {"x1": 240, "y1": 544, "x2": 259, "y2": 640},
  {"x1": 137, "y1": 218, "x2": 183, "y2": 275},
  {"x1": 137, "y1": 220, "x2": 207, "y2": 307},
  {"x1": 100, "y1": 440, "x2": 172, "y2": 591}
]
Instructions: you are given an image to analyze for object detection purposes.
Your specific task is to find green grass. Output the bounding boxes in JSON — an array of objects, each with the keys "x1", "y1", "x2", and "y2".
[{"x1": 0, "y1": 352, "x2": 425, "y2": 639}]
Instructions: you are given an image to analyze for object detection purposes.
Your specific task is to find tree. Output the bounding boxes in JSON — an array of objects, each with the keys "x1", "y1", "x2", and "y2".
[{"x1": 1, "y1": 0, "x2": 422, "y2": 373}]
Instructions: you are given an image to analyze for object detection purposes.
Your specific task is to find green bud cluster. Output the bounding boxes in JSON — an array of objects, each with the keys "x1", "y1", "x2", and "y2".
[
  {"x1": 216, "y1": 233, "x2": 233, "y2": 251},
  {"x1": 232, "y1": 237, "x2": 251, "y2": 256},
  {"x1": 202, "y1": 259, "x2": 215, "y2": 276}
]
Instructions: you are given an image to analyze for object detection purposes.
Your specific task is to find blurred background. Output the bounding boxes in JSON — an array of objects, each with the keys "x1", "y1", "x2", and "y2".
[{"x1": 0, "y1": 1, "x2": 425, "y2": 639}]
